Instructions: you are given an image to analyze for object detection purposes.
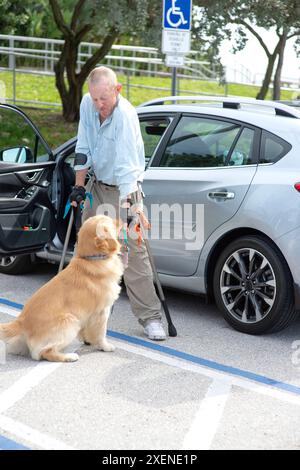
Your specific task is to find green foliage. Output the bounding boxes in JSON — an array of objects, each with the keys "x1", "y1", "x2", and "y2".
[
  {"x1": 48, "y1": 0, "x2": 160, "y2": 40},
  {"x1": 24, "y1": 1, "x2": 61, "y2": 38},
  {"x1": 195, "y1": 0, "x2": 300, "y2": 51},
  {"x1": 0, "y1": 0, "x2": 31, "y2": 34},
  {"x1": 194, "y1": 1, "x2": 300, "y2": 99},
  {"x1": 23, "y1": 108, "x2": 78, "y2": 149}
]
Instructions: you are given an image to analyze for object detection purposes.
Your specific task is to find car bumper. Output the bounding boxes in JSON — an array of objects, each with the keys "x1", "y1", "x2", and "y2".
[{"x1": 276, "y1": 226, "x2": 300, "y2": 309}]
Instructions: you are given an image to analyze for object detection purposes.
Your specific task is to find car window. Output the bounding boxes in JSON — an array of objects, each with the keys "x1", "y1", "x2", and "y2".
[
  {"x1": 65, "y1": 151, "x2": 75, "y2": 167},
  {"x1": 159, "y1": 116, "x2": 241, "y2": 168},
  {"x1": 260, "y1": 130, "x2": 292, "y2": 163},
  {"x1": 139, "y1": 118, "x2": 171, "y2": 166},
  {"x1": 227, "y1": 127, "x2": 256, "y2": 166},
  {"x1": 0, "y1": 106, "x2": 49, "y2": 163}
]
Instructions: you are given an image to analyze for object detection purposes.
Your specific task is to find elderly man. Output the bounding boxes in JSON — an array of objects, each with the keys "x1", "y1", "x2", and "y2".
[{"x1": 70, "y1": 66, "x2": 166, "y2": 341}]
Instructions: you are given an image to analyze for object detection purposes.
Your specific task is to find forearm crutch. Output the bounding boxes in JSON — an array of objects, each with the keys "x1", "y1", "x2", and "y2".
[
  {"x1": 140, "y1": 223, "x2": 177, "y2": 337},
  {"x1": 58, "y1": 208, "x2": 74, "y2": 273},
  {"x1": 134, "y1": 186, "x2": 177, "y2": 337}
]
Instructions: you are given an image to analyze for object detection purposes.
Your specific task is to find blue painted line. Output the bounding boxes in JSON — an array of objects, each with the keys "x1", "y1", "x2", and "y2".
[
  {"x1": 0, "y1": 298, "x2": 24, "y2": 310},
  {"x1": 107, "y1": 330, "x2": 300, "y2": 396},
  {"x1": 0, "y1": 434, "x2": 29, "y2": 450},
  {"x1": 1, "y1": 297, "x2": 300, "y2": 397}
]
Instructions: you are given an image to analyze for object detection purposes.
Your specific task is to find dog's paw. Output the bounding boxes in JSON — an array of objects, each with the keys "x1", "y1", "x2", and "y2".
[
  {"x1": 97, "y1": 342, "x2": 115, "y2": 352},
  {"x1": 64, "y1": 353, "x2": 79, "y2": 362}
]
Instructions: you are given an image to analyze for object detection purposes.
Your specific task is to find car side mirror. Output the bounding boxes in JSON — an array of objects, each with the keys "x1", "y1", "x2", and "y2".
[{"x1": 0, "y1": 146, "x2": 34, "y2": 163}]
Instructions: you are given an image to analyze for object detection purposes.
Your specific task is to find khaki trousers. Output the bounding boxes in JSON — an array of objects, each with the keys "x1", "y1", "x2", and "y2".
[{"x1": 82, "y1": 179, "x2": 162, "y2": 326}]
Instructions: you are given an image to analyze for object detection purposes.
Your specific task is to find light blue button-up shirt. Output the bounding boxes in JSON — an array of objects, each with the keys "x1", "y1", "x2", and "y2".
[{"x1": 74, "y1": 93, "x2": 145, "y2": 199}]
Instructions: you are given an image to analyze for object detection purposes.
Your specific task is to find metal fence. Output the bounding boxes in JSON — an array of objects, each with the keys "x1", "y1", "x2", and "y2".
[{"x1": 0, "y1": 34, "x2": 226, "y2": 108}]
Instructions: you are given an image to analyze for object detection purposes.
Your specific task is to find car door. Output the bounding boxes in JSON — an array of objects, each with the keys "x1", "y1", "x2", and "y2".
[
  {"x1": 0, "y1": 104, "x2": 57, "y2": 256},
  {"x1": 142, "y1": 112, "x2": 259, "y2": 276}
]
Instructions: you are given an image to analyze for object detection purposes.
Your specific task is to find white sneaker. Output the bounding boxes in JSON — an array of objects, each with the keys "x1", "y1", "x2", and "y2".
[{"x1": 143, "y1": 320, "x2": 166, "y2": 341}]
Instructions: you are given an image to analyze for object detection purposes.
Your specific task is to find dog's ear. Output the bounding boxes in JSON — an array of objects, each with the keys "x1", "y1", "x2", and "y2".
[
  {"x1": 94, "y1": 236, "x2": 104, "y2": 249},
  {"x1": 108, "y1": 238, "x2": 120, "y2": 253}
]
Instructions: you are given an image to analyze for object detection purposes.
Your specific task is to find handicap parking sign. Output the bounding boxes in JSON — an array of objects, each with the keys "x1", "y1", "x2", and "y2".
[{"x1": 163, "y1": 0, "x2": 192, "y2": 30}]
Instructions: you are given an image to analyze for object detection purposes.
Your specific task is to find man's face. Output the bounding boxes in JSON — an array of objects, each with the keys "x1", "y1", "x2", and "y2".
[{"x1": 89, "y1": 80, "x2": 121, "y2": 121}]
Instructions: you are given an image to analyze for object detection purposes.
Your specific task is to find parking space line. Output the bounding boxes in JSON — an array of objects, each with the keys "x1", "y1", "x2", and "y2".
[
  {"x1": 0, "y1": 415, "x2": 74, "y2": 450},
  {"x1": 0, "y1": 360, "x2": 65, "y2": 414},
  {"x1": 0, "y1": 433, "x2": 29, "y2": 450},
  {"x1": 0, "y1": 300, "x2": 79, "y2": 449},
  {"x1": 109, "y1": 331, "x2": 300, "y2": 396},
  {"x1": 1, "y1": 298, "x2": 300, "y2": 450},
  {"x1": 0, "y1": 298, "x2": 23, "y2": 310},
  {"x1": 114, "y1": 340, "x2": 300, "y2": 405},
  {"x1": 0, "y1": 304, "x2": 23, "y2": 317},
  {"x1": 182, "y1": 378, "x2": 232, "y2": 450},
  {"x1": 1, "y1": 298, "x2": 300, "y2": 402}
]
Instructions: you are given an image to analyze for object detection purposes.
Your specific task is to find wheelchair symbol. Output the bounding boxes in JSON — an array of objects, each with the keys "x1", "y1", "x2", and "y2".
[{"x1": 166, "y1": 0, "x2": 188, "y2": 28}]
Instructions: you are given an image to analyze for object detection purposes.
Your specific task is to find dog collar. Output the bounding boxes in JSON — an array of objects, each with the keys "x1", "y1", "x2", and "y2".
[{"x1": 82, "y1": 254, "x2": 109, "y2": 260}]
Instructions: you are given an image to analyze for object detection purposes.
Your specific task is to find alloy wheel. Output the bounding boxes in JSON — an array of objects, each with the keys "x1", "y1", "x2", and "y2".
[{"x1": 220, "y1": 248, "x2": 276, "y2": 324}]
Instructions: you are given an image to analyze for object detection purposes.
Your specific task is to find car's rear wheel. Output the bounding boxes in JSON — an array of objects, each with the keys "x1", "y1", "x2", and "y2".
[
  {"x1": 213, "y1": 236, "x2": 297, "y2": 334},
  {"x1": 0, "y1": 255, "x2": 33, "y2": 275}
]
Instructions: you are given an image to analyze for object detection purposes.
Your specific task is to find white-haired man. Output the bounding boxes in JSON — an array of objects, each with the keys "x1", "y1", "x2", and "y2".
[{"x1": 70, "y1": 66, "x2": 166, "y2": 341}]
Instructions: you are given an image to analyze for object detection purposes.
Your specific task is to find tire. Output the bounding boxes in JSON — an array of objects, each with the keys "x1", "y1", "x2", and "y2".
[
  {"x1": 213, "y1": 236, "x2": 297, "y2": 334},
  {"x1": 0, "y1": 255, "x2": 33, "y2": 275}
]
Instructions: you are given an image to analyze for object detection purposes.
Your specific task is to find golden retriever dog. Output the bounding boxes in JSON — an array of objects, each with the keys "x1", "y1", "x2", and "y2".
[{"x1": 0, "y1": 215, "x2": 124, "y2": 362}]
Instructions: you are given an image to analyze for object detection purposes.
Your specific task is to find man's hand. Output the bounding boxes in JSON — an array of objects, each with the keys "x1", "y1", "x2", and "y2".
[
  {"x1": 121, "y1": 193, "x2": 150, "y2": 229},
  {"x1": 70, "y1": 185, "x2": 86, "y2": 207}
]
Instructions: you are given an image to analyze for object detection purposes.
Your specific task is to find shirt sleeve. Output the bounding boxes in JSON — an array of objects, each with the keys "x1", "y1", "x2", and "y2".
[
  {"x1": 74, "y1": 96, "x2": 92, "y2": 171},
  {"x1": 115, "y1": 110, "x2": 145, "y2": 199}
]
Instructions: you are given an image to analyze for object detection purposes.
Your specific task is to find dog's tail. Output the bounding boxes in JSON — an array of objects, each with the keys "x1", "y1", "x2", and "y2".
[{"x1": 0, "y1": 321, "x2": 22, "y2": 342}]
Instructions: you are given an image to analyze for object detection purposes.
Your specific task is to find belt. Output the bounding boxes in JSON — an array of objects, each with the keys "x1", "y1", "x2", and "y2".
[{"x1": 98, "y1": 181, "x2": 117, "y2": 188}]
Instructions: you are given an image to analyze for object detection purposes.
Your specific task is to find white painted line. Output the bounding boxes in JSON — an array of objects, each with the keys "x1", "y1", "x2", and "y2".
[
  {"x1": 0, "y1": 306, "x2": 20, "y2": 317},
  {"x1": 115, "y1": 340, "x2": 300, "y2": 406},
  {"x1": 0, "y1": 305, "x2": 78, "y2": 449},
  {"x1": 0, "y1": 303, "x2": 79, "y2": 415},
  {"x1": 0, "y1": 362, "x2": 62, "y2": 414},
  {"x1": 2, "y1": 304, "x2": 300, "y2": 406},
  {"x1": 0, "y1": 415, "x2": 74, "y2": 450},
  {"x1": 182, "y1": 378, "x2": 231, "y2": 450},
  {"x1": 0, "y1": 339, "x2": 80, "y2": 415}
]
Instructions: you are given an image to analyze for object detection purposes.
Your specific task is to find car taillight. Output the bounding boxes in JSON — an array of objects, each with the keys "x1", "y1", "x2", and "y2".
[{"x1": 295, "y1": 183, "x2": 300, "y2": 192}]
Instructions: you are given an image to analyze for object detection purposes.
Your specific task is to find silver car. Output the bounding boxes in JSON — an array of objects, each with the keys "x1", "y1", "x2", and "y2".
[{"x1": 0, "y1": 96, "x2": 300, "y2": 335}]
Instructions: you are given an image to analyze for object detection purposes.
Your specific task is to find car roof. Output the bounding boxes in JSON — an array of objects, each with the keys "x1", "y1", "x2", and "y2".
[
  {"x1": 137, "y1": 97, "x2": 300, "y2": 142},
  {"x1": 139, "y1": 95, "x2": 300, "y2": 118}
]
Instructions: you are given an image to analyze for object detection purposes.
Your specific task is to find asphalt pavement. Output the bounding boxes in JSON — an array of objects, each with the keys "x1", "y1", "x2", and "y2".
[{"x1": 0, "y1": 263, "x2": 300, "y2": 450}]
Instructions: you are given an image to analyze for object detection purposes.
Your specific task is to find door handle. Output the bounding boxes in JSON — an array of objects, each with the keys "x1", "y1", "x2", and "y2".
[
  {"x1": 15, "y1": 169, "x2": 44, "y2": 185},
  {"x1": 208, "y1": 191, "x2": 235, "y2": 200}
]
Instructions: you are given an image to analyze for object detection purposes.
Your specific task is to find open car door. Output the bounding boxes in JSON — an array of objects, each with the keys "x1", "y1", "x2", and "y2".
[{"x1": 0, "y1": 104, "x2": 57, "y2": 256}]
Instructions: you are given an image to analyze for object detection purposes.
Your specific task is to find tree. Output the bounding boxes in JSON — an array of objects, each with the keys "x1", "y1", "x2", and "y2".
[
  {"x1": 48, "y1": 0, "x2": 224, "y2": 122},
  {"x1": 231, "y1": 1, "x2": 300, "y2": 100},
  {"x1": 48, "y1": 0, "x2": 165, "y2": 122},
  {"x1": 195, "y1": 1, "x2": 300, "y2": 100}
]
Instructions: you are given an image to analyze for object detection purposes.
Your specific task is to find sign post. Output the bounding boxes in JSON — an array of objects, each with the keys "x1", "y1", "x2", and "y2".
[{"x1": 162, "y1": 0, "x2": 192, "y2": 95}]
